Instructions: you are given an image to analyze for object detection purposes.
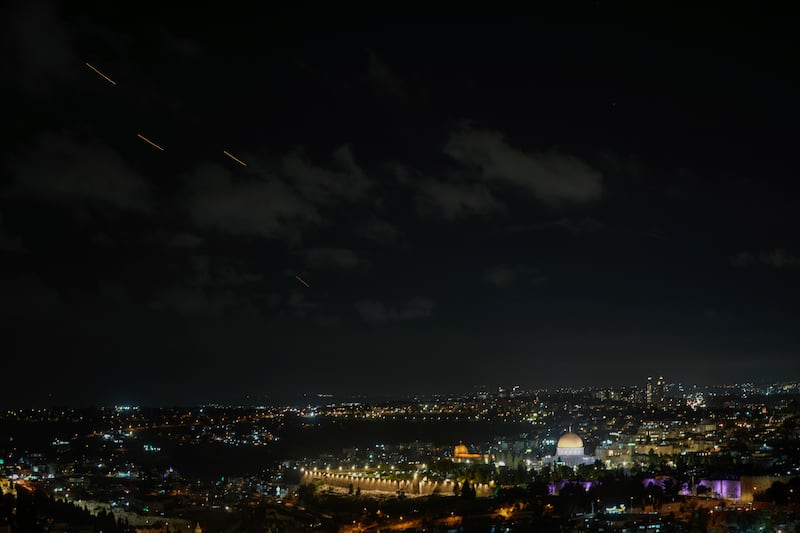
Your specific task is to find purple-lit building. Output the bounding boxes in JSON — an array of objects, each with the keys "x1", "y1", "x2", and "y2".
[
  {"x1": 651, "y1": 475, "x2": 793, "y2": 502},
  {"x1": 548, "y1": 479, "x2": 600, "y2": 495}
]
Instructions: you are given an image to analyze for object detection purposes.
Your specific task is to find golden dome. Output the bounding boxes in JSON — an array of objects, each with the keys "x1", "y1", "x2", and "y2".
[
  {"x1": 454, "y1": 444, "x2": 470, "y2": 456},
  {"x1": 557, "y1": 432, "x2": 583, "y2": 449}
]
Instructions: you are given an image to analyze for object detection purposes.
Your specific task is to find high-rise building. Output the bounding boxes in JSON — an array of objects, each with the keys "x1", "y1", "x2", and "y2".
[
  {"x1": 655, "y1": 376, "x2": 666, "y2": 407},
  {"x1": 646, "y1": 375, "x2": 666, "y2": 407}
]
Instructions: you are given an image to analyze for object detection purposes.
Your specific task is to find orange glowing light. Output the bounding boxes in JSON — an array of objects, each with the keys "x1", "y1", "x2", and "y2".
[
  {"x1": 223, "y1": 150, "x2": 247, "y2": 167},
  {"x1": 136, "y1": 133, "x2": 165, "y2": 152},
  {"x1": 85, "y1": 62, "x2": 117, "y2": 86}
]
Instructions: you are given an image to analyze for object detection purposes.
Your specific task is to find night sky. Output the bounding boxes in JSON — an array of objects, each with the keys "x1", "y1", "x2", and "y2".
[{"x1": 2, "y1": 3, "x2": 799, "y2": 406}]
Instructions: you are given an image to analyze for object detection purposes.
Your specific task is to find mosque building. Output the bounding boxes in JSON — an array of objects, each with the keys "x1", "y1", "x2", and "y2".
[
  {"x1": 542, "y1": 429, "x2": 596, "y2": 468},
  {"x1": 453, "y1": 443, "x2": 492, "y2": 464}
]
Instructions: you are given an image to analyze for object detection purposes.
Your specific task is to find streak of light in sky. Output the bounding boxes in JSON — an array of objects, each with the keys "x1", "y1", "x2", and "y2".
[
  {"x1": 136, "y1": 133, "x2": 165, "y2": 151},
  {"x1": 223, "y1": 150, "x2": 247, "y2": 167},
  {"x1": 84, "y1": 62, "x2": 117, "y2": 86}
]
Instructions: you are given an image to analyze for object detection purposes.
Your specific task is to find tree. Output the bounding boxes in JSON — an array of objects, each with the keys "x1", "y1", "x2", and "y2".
[
  {"x1": 461, "y1": 480, "x2": 475, "y2": 499},
  {"x1": 297, "y1": 483, "x2": 318, "y2": 503},
  {"x1": 765, "y1": 481, "x2": 788, "y2": 505}
]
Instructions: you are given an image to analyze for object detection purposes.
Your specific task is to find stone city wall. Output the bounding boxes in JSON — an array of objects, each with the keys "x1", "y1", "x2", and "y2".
[{"x1": 301, "y1": 471, "x2": 493, "y2": 497}]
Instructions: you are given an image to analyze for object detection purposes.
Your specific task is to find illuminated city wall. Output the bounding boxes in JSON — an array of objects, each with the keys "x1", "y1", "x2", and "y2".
[
  {"x1": 669, "y1": 476, "x2": 797, "y2": 502},
  {"x1": 670, "y1": 476, "x2": 794, "y2": 502},
  {"x1": 301, "y1": 471, "x2": 493, "y2": 498},
  {"x1": 695, "y1": 479, "x2": 741, "y2": 500}
]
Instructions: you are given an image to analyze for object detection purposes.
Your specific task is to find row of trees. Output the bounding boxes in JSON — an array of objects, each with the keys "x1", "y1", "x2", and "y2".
[
  {"x1": 1, "y1": 489, "x2": 129, "y2": 532},
  {"x1": 427, "y1": 459, "x2": 530, "y2": 485},
  {"x1": 759, "y1": 477, "x2": 800, "y2": 505}
]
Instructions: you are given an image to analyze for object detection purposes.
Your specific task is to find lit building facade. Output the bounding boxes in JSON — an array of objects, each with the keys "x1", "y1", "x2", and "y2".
[
  {"x1": 646, "y1": 376, "x2": 666, "y2": 407},
  {"x1": 542, "y1": 431, "x2": 596, "y2": 468},
  {"x1": 453, "y1": 444, "x2": 492, "y2": 464}
]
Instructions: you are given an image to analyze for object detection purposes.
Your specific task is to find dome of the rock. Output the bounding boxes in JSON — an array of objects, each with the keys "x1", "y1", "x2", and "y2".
[
  {"x1": 556, "y1": 432, "x2": 585, "y2": 458},
  {"x1": 557, "y1": 432, "x2": 583, "y2": 449}
]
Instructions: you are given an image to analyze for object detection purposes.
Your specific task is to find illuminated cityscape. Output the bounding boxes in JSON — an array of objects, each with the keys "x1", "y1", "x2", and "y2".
[
  {"x1": 3, "y1": 2, "x2": 800, "y2": 532},
  {"x1": 3, "y1": 380, "x2": 800, "y2": 531}
]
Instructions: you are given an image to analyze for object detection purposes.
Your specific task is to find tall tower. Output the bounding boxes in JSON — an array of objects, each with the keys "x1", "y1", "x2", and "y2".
[
  {"x1": 655, "y1": 376, "x2": 666, "y2": 407},
  {"x1": 646, "y1": 376, "x2": 654, "y2": 406}
]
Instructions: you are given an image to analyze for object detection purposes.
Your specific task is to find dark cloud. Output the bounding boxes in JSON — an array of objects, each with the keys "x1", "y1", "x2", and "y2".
[
  {"x1": 287, "y1": 290, "x2": 320, "y2": 317},
  {"x1": 148, "y1": 231, "x2": 205, "y2": 249},
  {"x1": 0, "y1": 274, "x2": 62, "y2": 316},
  {"x1": 354, "y1": 217, "x2": 402, "y2": 245},
  {"x1": 267, "y1": 287, "x2": 323, "y2": 319},
  {"x1": 312, "y1": 314, "x2": 344, "y2": 328},
  {"x1": 485, "y1": 266, "x2": 517, "y2": 287},
  {"x1": 95, "y1": 280, "x2": 130, "y2": 309},
  {"x1": 187, "y1": 255, "x2": 264, "y2": 287},
  {"x1": 0, "y1": 213, "x2": 25, "y2": 253},
  {"x1": 367, "y1": 50, "x2": 406, "y2": 98},
  {"x1": 187, "y1": 164, "x2": 319, "y2": 239},
  {"x1": 391, "y1": 164, "x2": 415, "y2": 186},
  {"x1": 484, "y1": 265, "x2": 545, "y2": 288},
  {"x1": 91, "y1": 232, "x2": 114, "y2": 248},
  {"x1": 187, "y1": 147, "x2": 371, "y2": 239},
  {"x1": 159, "y1": 30, "x2": 205, "y2": 61},
  {"x1": 418, "y1": 180, "x2": 504, "y2": 219},
  {"x1": 283, "y1": 145, "x2": 370, "y2": 205},
  {"x1": 445, "y1": 126, "x2": 603, "y2": 203},
  {"x1": 8, "y1": 132, "x2": 151, "y2": 211},
  {"x1": 303, "y1": 247, "x2": 360, "y2": 269},
  {"x1": 355, "y1": 297, "x2": 435, "y2": 324},
  {"x1": 509, "y1": 217, "x2": 605, "y2": 234},
  {"x1": 149, "y1": 286, "x2": 239, "y2": 316},
  {"x1": 731, "y1": 249, "x2": 800, "y2": 268},
  {"x1": 149, "y1": 279, "x2": 264, "y2": 317},
  {"x1": 5, "y1": 0, "x2": 78, "y2": 90}
]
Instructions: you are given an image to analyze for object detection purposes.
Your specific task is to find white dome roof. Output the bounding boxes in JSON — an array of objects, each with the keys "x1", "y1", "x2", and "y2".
[{"x1": 557, "y1": 432, "x2": 583, "y2": 449}]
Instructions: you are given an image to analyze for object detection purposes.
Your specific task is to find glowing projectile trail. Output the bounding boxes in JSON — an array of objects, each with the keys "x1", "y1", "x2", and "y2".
[
  {"x1": 295, "y1": 275, "x2": 311, "y2": 288},
  {"x1": 136, "y1": 133, "x2": 165, "y2": 151},
  {"x1": 85, "y1": 62, "x2": 117, "y2": 86},
  {"x1": 223, "y1": 150, "x2": 247, "y2": 167}
]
